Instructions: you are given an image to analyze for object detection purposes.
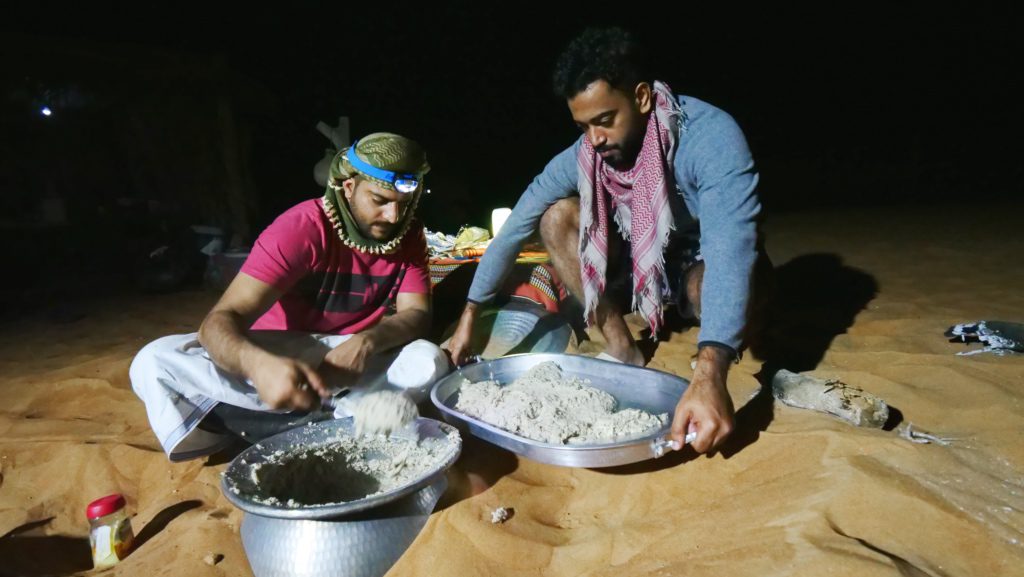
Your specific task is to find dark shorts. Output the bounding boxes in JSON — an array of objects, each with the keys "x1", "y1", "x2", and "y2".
[
  {"x1": 608, "y1": 234, "x2": 772, "y2": 329},
  {"x1": 664, "y1": 236, "x2": 704, "y2": 312},
  {"x1": 605, "y1": 234, "x2": 703, "y2": 314}
]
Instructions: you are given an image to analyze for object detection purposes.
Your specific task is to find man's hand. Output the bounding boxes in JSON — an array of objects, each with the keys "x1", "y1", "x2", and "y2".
[
  {"x1": 198, "y1": 273, "x2": 331, "y2": 410},
  {"x1": 248, "y1": 352, "x2": 330, "y2": 411},
  {"x1": 670, "y1": 346, "x2": 735, "y2": 453},
  {"x1": 321, "y1": 333, "x2": 376, "y2": 387},
  {"x1": 445, "y1": 303, "x2": 480, "y2": 367}
]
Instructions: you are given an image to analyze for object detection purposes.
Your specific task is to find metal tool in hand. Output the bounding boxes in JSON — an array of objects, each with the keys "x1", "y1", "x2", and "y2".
[
  {"x1": 454, "y1": 354, "x2": 487, "y2": 381},
  {"x1": 650, "y1": 432, "x2": 699, "y2": 458}
]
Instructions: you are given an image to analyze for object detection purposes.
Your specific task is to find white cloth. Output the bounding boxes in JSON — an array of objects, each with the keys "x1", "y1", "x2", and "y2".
[{"x1": 129, "y1": 331, "x2": 450, "y2": 461}]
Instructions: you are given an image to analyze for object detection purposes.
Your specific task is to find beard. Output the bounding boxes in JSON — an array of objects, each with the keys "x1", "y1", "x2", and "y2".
[
  {"x1": 347, "y1": 201, "x2": 400, "y2": 241},
  {"x1": 365, "y1": 222, "x2": 397, "y2": 240},
  {"x1": 597, "y1": 136, "x2": 642, "y2": 171},
  {"x1": 598, "y1": 145, "x2": 628, "y2": 170},
  {"x1": 352, "y1": 216, "x2": 397, "y2": 240}
]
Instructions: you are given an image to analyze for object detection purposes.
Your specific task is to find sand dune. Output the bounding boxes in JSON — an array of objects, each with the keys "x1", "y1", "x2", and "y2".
[{"x1": 1, "y1": 203, "x2": 1021, "y2": 576}]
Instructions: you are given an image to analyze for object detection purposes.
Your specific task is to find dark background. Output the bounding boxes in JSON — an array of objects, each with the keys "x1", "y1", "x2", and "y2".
[{"x1": 1, "y1": 2, "x2": 1020, "y2": 318}]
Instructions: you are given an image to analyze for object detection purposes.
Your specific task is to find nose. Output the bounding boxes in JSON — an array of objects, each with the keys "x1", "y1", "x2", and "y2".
[
  {"x1": 382, "y1": 202, "x2": 400, "y2": 224},
  {"x1": 587, "y1": 127, "x2": 606, "y2": 149}
]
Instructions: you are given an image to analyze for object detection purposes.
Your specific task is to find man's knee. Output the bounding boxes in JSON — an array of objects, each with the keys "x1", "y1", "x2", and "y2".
[
  {"x1": 539, "y1": 198, "x2": 579, "y2": 244},
  {"x1": 683, "y1": 261, "x2": 705, "y2": 320},
  {"x1": 129, "y1": 334, "x2": 192, "y2": 397},
  {"x1": 679, "y1": 256, "x2": 770, "y2": 323},
  {"x1": 129, "y1": 337, "x2": 169, "y2": 396}
]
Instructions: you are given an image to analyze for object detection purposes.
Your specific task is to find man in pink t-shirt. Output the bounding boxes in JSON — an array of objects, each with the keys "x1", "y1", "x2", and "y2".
[{"x1": 130, "y1": 133, "x2": 450, "y2": 461}]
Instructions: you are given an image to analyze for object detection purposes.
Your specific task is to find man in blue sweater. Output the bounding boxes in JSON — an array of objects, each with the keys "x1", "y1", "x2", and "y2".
[{"x1": 447, "y1": 27, "x2": 769, "y2": 454}]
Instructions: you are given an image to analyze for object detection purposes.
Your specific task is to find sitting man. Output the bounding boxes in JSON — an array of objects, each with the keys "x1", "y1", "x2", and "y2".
[{"x1": 131, "y1": 132, "x2": 449, "y2": 461}]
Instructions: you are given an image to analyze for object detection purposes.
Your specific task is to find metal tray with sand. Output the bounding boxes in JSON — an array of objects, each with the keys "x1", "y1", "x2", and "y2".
[{"x1": 430, "y1": 353, "x2": 689, "y2": 468}]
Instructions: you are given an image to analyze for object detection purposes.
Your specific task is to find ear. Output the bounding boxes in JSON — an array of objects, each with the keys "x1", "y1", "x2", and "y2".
[
  {"x1": 342, "y1": 178, "x2": 357, "y2": 201},
  {"x1": 635, "y1": 82, "x2": 653, "y2": 114}
]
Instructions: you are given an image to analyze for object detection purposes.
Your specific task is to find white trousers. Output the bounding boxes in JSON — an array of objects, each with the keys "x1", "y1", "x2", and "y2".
[{"x1": 129, "y1": 331, "x2": 449, "y2": 461}]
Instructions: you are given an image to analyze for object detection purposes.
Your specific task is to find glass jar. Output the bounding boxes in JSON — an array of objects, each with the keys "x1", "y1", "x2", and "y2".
[{"x1": 86, "y1": 494, "x2": 135, "y2": 569}]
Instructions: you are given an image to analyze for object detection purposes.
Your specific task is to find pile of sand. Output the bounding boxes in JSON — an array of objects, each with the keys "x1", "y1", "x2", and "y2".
[{"x1": 455, "y1": 361, "x2": 666, "y2": 444}]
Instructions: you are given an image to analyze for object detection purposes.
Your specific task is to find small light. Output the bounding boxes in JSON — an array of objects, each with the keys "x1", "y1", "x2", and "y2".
[
  {"x1": 41, "y1": 106, "x2": 52, "y2": 117},
  {"x1": 491, "y1": 207, "x2": 512, "y2": 237}
]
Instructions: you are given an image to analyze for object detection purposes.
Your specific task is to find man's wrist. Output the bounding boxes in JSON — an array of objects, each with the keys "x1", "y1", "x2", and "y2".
[
  {"x1": 463, "y1": 301, "x2": 482, "y2": 316},
  {"x1": 353, "y1": 331, "x2": 378, "y2": 355},
  {"x1": 694, "y1": 343, "x2": 734, "y2": 381},
  {"x1": 239, "y1": 344, "x2": 273, "y2": 380}
]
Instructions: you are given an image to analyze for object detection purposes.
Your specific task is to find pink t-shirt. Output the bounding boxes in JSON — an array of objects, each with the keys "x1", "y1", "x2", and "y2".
[{"x1": 240, "y1": 199, "x2": 430, "y2": 334}]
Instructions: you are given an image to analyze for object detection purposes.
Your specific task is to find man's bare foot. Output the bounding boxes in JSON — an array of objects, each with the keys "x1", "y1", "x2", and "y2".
[{"x1": 604, "y1": 343, "x2": 645, "y2": 366}]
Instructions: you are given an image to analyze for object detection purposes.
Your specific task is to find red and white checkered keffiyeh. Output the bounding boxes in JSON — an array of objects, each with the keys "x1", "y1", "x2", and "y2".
[{"x1": 577, "y1": 81, "x2": 680, "y2": 335}]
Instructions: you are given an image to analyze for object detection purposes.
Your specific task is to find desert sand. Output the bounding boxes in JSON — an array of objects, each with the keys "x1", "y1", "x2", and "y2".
[{"x1": 1, "y1": 202, "x2": 1022, "y2": 576}]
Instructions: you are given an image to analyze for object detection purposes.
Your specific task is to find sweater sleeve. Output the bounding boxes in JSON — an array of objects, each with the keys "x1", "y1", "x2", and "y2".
[
  {"x1": 467, "y1": 141, "x2": 580, "y2": 304},
  {"x1": 677, "y1": 109, "x2": 761, "y2": 351}
]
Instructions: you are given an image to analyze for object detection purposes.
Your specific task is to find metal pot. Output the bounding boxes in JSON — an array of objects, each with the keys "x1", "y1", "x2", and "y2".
[
  {"x1": 221, "y1": 418, "x2": 460, "y2": 576},
  {"x1": 240, "y1": 479, "x2": 446, "y2": 577}
]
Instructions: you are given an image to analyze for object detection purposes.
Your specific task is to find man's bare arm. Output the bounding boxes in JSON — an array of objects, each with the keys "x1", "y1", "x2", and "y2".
[
  {"x1": 197, "y1": 272, "x2": 328, "y2": 408},
  {"x1": 670, "y1": 345, "x2": 735, "y2": 453},
  {"x1": 322, "y1": 291, "x2": 431, "y2": 379},
  {"x1": 361, "y1": 291, "x2": 431, "y2": 353},
  {"x1": 198, "y1": 274, "x2": 279, "y2": 375},
  {"x1": 445, "y1": 301, "x2": 481, "y2": 366}
]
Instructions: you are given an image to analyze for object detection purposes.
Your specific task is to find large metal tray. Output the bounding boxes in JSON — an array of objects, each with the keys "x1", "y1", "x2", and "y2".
[{"x1": 430, "y1": 353, "x2": 688, "y2": 468}]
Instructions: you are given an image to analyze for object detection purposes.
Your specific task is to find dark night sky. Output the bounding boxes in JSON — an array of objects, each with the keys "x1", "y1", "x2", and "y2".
[{"x1": 3, "y1": 2, "x2": 1022, "y2": 234}]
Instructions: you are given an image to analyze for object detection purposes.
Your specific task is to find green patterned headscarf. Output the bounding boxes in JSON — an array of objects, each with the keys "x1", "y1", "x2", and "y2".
[{"x1": 322, "y1": 132, "x2": 431, "y2": 255}]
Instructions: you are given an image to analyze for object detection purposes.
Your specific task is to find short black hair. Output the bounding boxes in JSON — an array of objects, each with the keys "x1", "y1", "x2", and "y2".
[{"x1": 552, "y1": 27, "x2": 650, "y2": 99}]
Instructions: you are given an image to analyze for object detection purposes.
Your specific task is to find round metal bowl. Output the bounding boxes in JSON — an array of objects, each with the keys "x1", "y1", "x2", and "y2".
[
  {"x1": 431, "y1": 353, "x2": 689, "y2": 468},
  {"x1": 221, "y1": 417, "x2": 461, "y2": 520},
  {"x1": 239, "y1": 478, "x2": 447, "y2": 577}
]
